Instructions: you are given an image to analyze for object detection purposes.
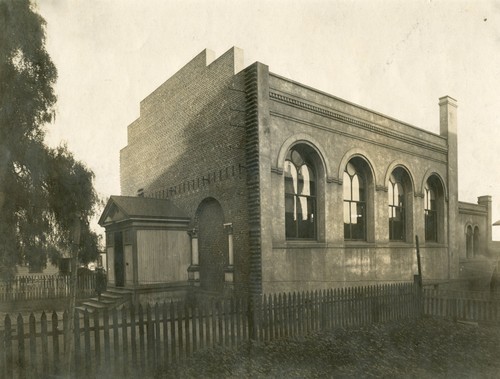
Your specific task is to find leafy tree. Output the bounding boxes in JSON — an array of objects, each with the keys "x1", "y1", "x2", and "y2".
[{"x1": 0, "y1": 0, "x2": 100, "y2": 279}]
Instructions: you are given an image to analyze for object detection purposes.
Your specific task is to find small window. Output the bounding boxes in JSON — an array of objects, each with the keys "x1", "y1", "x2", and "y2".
[
  {"x1": 344, "y1": 162, "x2": 366, "y2": 240},
  {"x1": 388, "y1": 172, "x2": 405, "y2": 241},
  {"x1": 285, "y1": 147, "x2": 316, "y2": 239}
]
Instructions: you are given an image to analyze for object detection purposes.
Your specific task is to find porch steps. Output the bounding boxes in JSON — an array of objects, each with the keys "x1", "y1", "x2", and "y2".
[{"x1": 76, "y1": 287, "x2": 133, "y2": 313}]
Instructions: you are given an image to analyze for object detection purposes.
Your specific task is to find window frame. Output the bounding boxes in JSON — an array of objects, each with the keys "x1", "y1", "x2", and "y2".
[
  {"x1": 343, "y1": 161, "x2": 367, "y2": 241},
  {"x1": 388, "y1": 172, "x2": 406, "y2": 242},
  {"x1": 284, "y1": 147, "x2": 317, "y2": 240},
  {"x1": 424, "y1": 182, "x2": 438, "y2": 243}
]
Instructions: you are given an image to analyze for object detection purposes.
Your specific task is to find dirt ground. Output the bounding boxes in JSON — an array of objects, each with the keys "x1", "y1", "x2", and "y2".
[{"x1": 157, "y1": 317, "x2": 500, "y2": 378}]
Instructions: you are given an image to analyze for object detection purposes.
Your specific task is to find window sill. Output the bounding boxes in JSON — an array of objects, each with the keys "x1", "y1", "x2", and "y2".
[{"x1": 276, "y1": 240, "x2": 327, "y2": 249}]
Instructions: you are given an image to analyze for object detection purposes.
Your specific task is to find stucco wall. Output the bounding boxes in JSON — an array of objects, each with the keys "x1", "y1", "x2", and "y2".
[{"x1": 259, "y1": 73, "x2": 452, "y2": 293}]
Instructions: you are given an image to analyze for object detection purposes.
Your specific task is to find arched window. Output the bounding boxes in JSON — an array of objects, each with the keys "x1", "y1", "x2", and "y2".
[
  {"x1": 466, "y1": 225, "x2": 473, "y2": 258},
  {"x1": 343, "y1": 161, "x2": 366, "y2": 240},
  {"x1": 388, "y1": 172, "x2": 405, "y2": 241},
  {"x1": 424, "y1": 180, "x2": 438, "y2": 242},
  {"x1": 285, "y1": 147, "x2": 316, "y2": 239}
]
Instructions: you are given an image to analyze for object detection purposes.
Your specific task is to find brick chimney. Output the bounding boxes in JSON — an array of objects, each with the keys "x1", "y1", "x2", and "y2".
[{"x1": 439, "y1": 96, "x2": 458, "y2": 278}]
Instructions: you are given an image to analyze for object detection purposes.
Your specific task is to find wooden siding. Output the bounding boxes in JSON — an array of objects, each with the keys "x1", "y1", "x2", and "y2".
[{"x1": 136, "y1": 230, "x2": 190, "y2": 284}]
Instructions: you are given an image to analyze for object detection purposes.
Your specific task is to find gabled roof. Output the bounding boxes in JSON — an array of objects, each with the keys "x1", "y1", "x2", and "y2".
[{"x1": 98, "y1": 196, "x2": 189, "y2": 226}]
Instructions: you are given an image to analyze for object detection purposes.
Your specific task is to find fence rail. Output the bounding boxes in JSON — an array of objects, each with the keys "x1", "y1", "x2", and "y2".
[
  {"x1": 0, "y1": 273, "x2": 96, "y2": 302},
  {"x1": 423, "y1": 288, "x2": 500, "y2": 322},
  {"x1": 0, "y1": 282, "x2": 421, "y2": 378}
]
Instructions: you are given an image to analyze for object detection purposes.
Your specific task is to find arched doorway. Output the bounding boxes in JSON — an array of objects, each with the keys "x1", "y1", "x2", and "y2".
[{"x1": 196, "y1": 198, "x2": 228, "y2": 292}]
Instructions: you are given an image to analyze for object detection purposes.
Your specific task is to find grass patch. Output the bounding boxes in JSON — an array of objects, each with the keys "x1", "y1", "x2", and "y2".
[{"x1": 157, "y1": 317, "x2": 500, "y2": 378}]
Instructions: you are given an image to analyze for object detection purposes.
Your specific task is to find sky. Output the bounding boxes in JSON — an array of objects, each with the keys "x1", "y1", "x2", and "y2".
[{"x1": 35, "y1": 0, "x2": 500, "y2": 239}]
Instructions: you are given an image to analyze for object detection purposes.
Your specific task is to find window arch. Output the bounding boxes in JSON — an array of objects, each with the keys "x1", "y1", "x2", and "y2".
[
  {"x1": 388, "y1": 167, "x2": 413, "y2": 242},
  {"x1": 388, "y1": 172, "x2": 405, "y2": 241},
  {"x1": 343, "y1": 158, "x2": 371, "y2": 241},
  {"x1": 285, "y1": 145, "x2": 317, "y2": 239}
]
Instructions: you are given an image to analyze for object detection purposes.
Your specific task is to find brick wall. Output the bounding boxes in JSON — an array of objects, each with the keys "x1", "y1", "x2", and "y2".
[{"x1": 120, "y1": 47, "x2": 251, "y2": 294}]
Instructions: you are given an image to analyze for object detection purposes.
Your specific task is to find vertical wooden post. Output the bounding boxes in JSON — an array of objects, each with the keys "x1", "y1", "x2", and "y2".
[
  {"x1": 112, "y1": 308, "x2": 119, "y2": 373},
  {"x1": 122, "y1": 307, "x2": 129, "y2": 374},
  {"x1": 4, "y1": 315, "x2": 13, "y2": 378},
  {"x1": 73, "y1": 311, "x2": 81, "y2": 375},
  {"x1": 29, "y1": 313, "x2": 37, "y2": 376},
  {"x1": 94, "y1": 310, "x2": 101, "y2": 370},
  {"x1": 170, "y1": 302, "x2": 177, "y2": 362},
  {"x1": 17, "y1": 314, "x2": 25, "y2": 378},
  {"x1": 162, "y1": 302, "x2": 169, "y2": 364},
  {"x1": 103, "y1": 308, "x2": 111, "y2": 366},
  {"x1": 41, "y1": 312, "x2": 48, "y2": 376},
  {"x1": 155, "y1": 303, "x2": 161, "y2": 364},
  {"x1": 83, "y1": 310, "x2": 91, "y2": 376},
  {"x1": 52, "y1": 312, "x2": 60, "y2": 375}
]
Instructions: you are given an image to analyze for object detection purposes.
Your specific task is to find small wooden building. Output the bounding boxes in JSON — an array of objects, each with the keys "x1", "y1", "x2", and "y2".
[{"x1": 98, "y1": 196, "x2": 191, "y2": 303}]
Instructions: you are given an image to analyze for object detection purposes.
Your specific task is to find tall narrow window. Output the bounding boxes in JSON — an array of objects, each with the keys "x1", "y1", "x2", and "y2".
[
  {"x1": 424, "y1": 183, "x2": 437, "y2": 242},
  {"x1": 466, "y1": 225, "x2": 473, "y2": 258},
  {"x1": 473, "y1": 227, "x2": 480, "y2": 257},
  {"x1": 285, "y1": 148, "x2": 316, "y2": 239},
  {"x1": 388, "y1": 173, "x2": 405, "y2": 241},
  {"x1": 344, "y1": 162, "x2": 366, "y2": 240}
]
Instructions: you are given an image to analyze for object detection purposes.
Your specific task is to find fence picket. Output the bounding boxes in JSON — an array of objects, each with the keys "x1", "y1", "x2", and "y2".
[
  {"x1": 162, "y1": 302, "x2": 169, "y2": 364},
  {"x1": 94, "y1": 309, "x2": 101, "y2": 369},
  {"x1": 146, "y1": 304, "x2": 155, "y2": 369},
  {"x1": 122, "y1": 306, "x2": 129, "y2": 374},
  {"x1": 170, "y1": 301, "x2": 177, "y2": 361},
  {"x1": 16, "y1": 314, "x2": 25, "y2": 378},
  {"x1": 177, "y1": 302, "x2": 184, "y2": 358},
  {"x1": 73, "y1": 312, "x2": 81, "y2": 375},
  {"x1": 6, "y1": 282, "x2": 499, "y2": 377},
  {"x1": 103, "y1": 308, "x2": 111, "y2": 366},
  {"x1": 83, "y1": 310, "x2": 91, "y2": 376},
  {"x1": 41, "y1": 312, "x2": 48, "y2": 376},
  {"x1": 184, "y1": 303, "x2": 191, "y2": 355},
  {"x1": 29, "y1": 313, "x2": 37, "y2": 376}
]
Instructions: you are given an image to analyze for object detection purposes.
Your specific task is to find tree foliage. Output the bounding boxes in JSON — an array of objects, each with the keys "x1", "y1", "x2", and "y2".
[{"x1": 0, "y1": 0, "x2": 100, "y2": 279}]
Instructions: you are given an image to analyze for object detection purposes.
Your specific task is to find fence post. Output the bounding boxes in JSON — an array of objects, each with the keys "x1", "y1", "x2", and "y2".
[
  {"x1": 17, "y1": 314, "x2": 26, "y2": 378},
  {"x1": 4, "y1": 315, "x2": 12, "y2": 378},
  {"x1": 29, "y1": 313, "x2": 37, "y2": 376},
  {"x1": 248, "y1": 294, "x2": 258, "y2": 341}
]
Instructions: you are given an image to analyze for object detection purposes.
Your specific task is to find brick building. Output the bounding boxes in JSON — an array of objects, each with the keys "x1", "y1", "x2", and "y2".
[{"x1": 99, "y1": 47, "x2": 496, "y2": 300}]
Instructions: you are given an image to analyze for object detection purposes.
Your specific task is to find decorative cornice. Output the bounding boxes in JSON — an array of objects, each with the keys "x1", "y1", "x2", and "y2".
[
  {"x1": 376, "y1": 185, "x2": 388, "y2": 192},
  {"x1": 414, "y1": 192, "x2": 425, "y2": 198},
  {"x1": 270, "y1": 110, "x2": 447, "y2": 165},
  {"x1": 269, "y1": 91, "x2": 448, "y2": 156}
]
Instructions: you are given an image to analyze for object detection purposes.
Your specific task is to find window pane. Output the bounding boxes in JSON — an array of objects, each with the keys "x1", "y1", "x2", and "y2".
[
  {"x1": 343, "y1": 201, "x2": 350, "y2": 224},
  {"x1": 343, "y1": 172, "x2": 351, "y2": 200},
  {"x1": 425, "y1": 210, "x2": 437, "y2": 241},
  {"x1": 285, "y1": 147, "x2": 317, "y2": 240},
  {"x1": 352, "y1": 175, "x2": 360, "y2": 201}
]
